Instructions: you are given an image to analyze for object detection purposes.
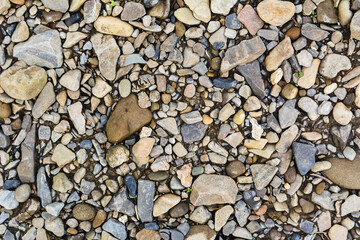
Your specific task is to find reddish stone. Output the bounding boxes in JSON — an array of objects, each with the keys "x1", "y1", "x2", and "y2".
[{"x1": 237, "y1": 5, "x2": 264, "y2": 35}]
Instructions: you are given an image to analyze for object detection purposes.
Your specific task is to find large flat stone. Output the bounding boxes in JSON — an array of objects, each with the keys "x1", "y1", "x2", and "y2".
[
  {"x1": 106, "y1": 94, "x2": 152, "y2": 143},
  {"x1": 13, "y1": 30, "x2": 63, "y2": 68},
  {"x1": 190, "y1": 174, "x2": 237, "y2": 206},
  {"x1": 324, "y1": 155, "x2": 360, "y2": 189},
  {"x1": 221, "y1": 36, "x2": 266, "y2": 72}
]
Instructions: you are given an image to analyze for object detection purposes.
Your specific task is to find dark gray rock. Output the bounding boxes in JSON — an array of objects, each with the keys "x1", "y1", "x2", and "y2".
[
  {"x1": 160, "y1": 34, "x2": 179, "y2": 52},
  {"x1": 169, "y1": 202, "x2": 189, "y2": 218},
  {"x1": 137, "y1": 179, "x2": 155, "y2": 222},
  {"x1": 331, "y1": 124, "x2": 351, "y2": 150},
  {"x1": 37, "y1": 167, "x2": 52, "y2": 207},
  {"x1": 124, "y1": 174, "x2": 137, "y2": 198},
  {"x1": 13, "y1": 30, "x2": 63, "y2": 68},
  {"x1": 3, "y1": 180, "x2": 20, "y2": 190},
  {"x1": 225, "y1": 13, "x2": 242, "y2": 29},
  {"x1": 213, "y1": 78, "x2": 237, "y2": 89},
  {"x1": 103, "y1": 218, "x2": 127, "y2": 240},
  {"x1": 243, "y1": 190, "x2": 261, "y2": 210},
  {"x1": 267, "y1": 114, "x2": 282, "y2": 134},
  {"x1": 108, "y1": 188, "x2": 135, "y2": 216},
  {"x1": 17, "y1": 124, "x2": 36, "y2": 183},
  {"x1": 301, "y1": 23, "x2": 330, "y2": 41},
  {"x1": 293, "y1": 142, "x2": 317, "y2": 175},
  {"x1": 237, "y1": 61, "x2": 266, "y2": 99},
  {"x1": 278, "y1": 100, "x2": 299, "y2": 129},
  {"x1": 181, "y1": 122, "x2": 208, "y2": 143}
]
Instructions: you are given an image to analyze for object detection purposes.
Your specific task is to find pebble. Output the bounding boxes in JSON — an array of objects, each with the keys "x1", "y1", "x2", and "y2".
[
  {"x1": 41, "y1": 0, "x2": 69, "y2": 12},
  {"x1": 301, "y1": 23, "x2": 330, "y2": 41},
  {"x1": 184, "y1": 0, "x2": 211, "y2": 23},
  {"x1": 103, "y1": 218, "x2": 127, "y2": 240},
  {"x1": 52, "y1": 172, "x2": 73, "y2": 193},
  {"x1": 32, "y1": 82, "x2": 56, "y2": 119},
  {"x1": 190, "y1": 174, "x2": 237, "y2": 206},
  {"x1": 11, "y1": 21, "x2": 29, "y2": 43},
  {"x1": 211, "y1": 0, "x2": 237, "y2": 15},
  {"x1": 181, "y1": 122, "x2": 208, "y2": 143},
  {"x1": 257, "y1": 0, "x2": 295, "y2": 26},
  {"x1": 68, "y1": 102, "x2": 86, "y2": 135},
  {"x1": 319, "y1": 54, "x2": 351, "y2": 79},
  {"x1": 45, "y1": 218, "x2": 65, "y2": 237},
  {"x1": 221, "y1": 36, "x2": 266, "y2": 72},
  {"x1": 13, "y1": 30, "x2": 63, "y2": 68},
  {"x1": 14, "y1": 184, "x2": 31, "y2": 203},
  {"x1": 265, "y1": 36, "x2": 294, "y2": 72},
  {"x1": 106, "y1": 145, "x2": 129, "y2": 168},
  {"x1": 72, "y1": 203, "x2": 96, "y2": 221},
  {"x1": 94, "y1": 16, "x2": 134, "y2": 37},
  {"x1": 138, "y1": 180, "x2": 155, "y2": 222},
  {"x1": 174, "y1": 8, "x2": 201, "y2": 25},
  {"x1": 91, "y1": 33, "x2": 120, "y2": 80},
  {"x1": 333, "y1": 102, "x2": 352, "y2": 125},
  {"x1": 298, "y1": 97, "x2": 319, "y2": 120},
  {"x1": 324, "y1": 155, "x2": 360, "y2": 189},
  {"x1": 106, "y1": 94, "x2": 152, "y2": 143},
  {"x1": 0, "y1": 61, "x2": 47, "y2": 100},
  {"x1": 293, "y1": 142, "x2": 317, "y2": 175},
  {"x1": 0, "y1": 190, "x2": 19, "y2": 210},
  {"x1": 121, "y1": 2, "x2": 146, "y2": 21},
  {"x1": 341, "y1": 194, "x2": 360, "y2": 216},
  {"x1": 52, "y1": 144, "x2": 75, "y2": 167},
  {"x1": 251, "y1": 164, "x2": 278, "y2": 190},
  {"x1": 153, "y1": 194, "x2": 181, "y2": 217},
  {"x1": 328, "y1": 224, "x2": 348, "y2": 240},
  {"x1": 59, "y1": 69, "x2": 82, "y2": 91},
  {"x1": 237, "y1": 5, "x2": 264, "y2": 35},
  {"x1": 298, "y1": 59, "x2": 321, "y2": 89},
  {"x1": 0, "y1": 0, "x2": 10, "y2": 14}
]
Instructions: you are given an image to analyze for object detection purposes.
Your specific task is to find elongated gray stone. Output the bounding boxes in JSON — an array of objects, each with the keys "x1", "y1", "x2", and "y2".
[
  {"x1": 237, "y1": 60, "x2": 265, "y2": 99},
  {"x1": 37, "y1": 167, "x2": 52, "y2": 207},
  {"x1": 103, "y1": 218, "x2": 127, "y2": 240},
  {"x1": 13, "y1": 30, "x2": 63, "y2": 68},
  {"x1": 221, "y1": 36, "x2": 266, "y2": 72},
  {"x1": 32, "y1": 82, "x2": 56, "y2": 119},
  {"x1": 137, "y1": 180, "x2": 155, "y2": 222},
  {"x1": 17, "y1": 124, "x2": 36, "y2": 183}
]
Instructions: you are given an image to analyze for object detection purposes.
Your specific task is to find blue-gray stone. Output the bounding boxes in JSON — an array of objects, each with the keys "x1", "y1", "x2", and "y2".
[
  {"x1": 237, "y1": 60, "x2": 266, "y2": 99},
  {"x1": 225, "y1": 13, "x2": 242, "y2": 29},
  {"x1": 170, "y1": 175, "x2": 185, "y2": 190},
  {"x1": 0, "y1": 190, "x2": 19, "y2": 210},
  {"x1": 278, "y1": 100, "x2": 299, "y2": 129},
  {"x1": 13, "y1": 30, "x2": 63, "y2": 68},
  {"x1": 145, "y1": 222, "x2": 159, "y2": 230},
  {"x1": 108, "y1": 188, "x2": 135, "y2": 216},
  {"x1": 4, "y1": 230, "x2": 15, "y2": 240},
  {"x1": 181, "y1": 122, "x2": 208, "y2": 143},
  {"x1": 79, "y1": 140, "x2": 92, "y2": 149},
  {"x1": 213, "y1": 78, "x2": 237, "y2": 89},
  {"x1": 299, "y1": 219, "x2": 314, "y2": 234},
  {"x1": 0, "y1": 130, "x2": 10, "y2": 149},
  {"x1": 0, "y1": 212, "x2": 10, "y2": 224},
  {"x1": 103, "y1": 218, "x2": 127, "y2": 240},
  {"x1": 67, "y1": 192, "x2": 80, "y2": 203},
  {"x1": 160, "y1": 229, "x2": 184, "y2": 240},
  {"x1": 213, "y1": 42, "x2": 225, "y2": 50},
  {"x1": 37, "y1": 167, "x2": 52, "y2": 207},
  {"x1": 124, "y1": 174, "x2": 137, "y2": 198},
  {"x1": 3, "y1": 179, "x2": 21, "y2": 190},
  {"x1": 18, "y1": 124, "x2": 36, "y2": 183},
  {"x1": 293, "y1": 142, "x2": 317, "y2": 175},
  {"x1": 137, "y1": 180, "x2": 155, "y2": 222},
  {"x1": 123, "y1": 54, "x2": 146, "y2": 66}
]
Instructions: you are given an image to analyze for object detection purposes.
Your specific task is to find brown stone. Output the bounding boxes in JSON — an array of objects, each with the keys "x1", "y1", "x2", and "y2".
[
  {"x1": 0, "y1": 101, "x2": 11, "y2": 119},
  {"x1": 106, "y1": 94, "x2": 152, "y2": 143},
  {"x1": 299, "y1": 198, "x2": 314, "y2": 213},
  {"x1": 72, "y1": 203, "x2": 96, "y2": 221},
  {"x1": 136, "y1": 229, "x2": 161, "y2": 240},
  {"x1": 315, "y1": 182, "x2": 326, "y2": 195},
  {"x1": 225, "y1": 161, "x2": 246, "y2": 178},
  {"x1": 237, "y1": 5, "x2": 264, "y2": 35},
  {"x1": 286, "y1": 27, "x2": 301, "y2": 40},
  {"x1": 324, "y1": 155, "x2": 360, "y2": 189},
  {"x1": 185, "y1": 225, "x2": 216, "y2": 240},
  {"x1": 92, "y1": 209, "x2": 107, "y2": 228}
]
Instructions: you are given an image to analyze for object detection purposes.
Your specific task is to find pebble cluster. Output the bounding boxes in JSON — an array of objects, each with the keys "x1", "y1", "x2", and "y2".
[{"x1": 1, "y1": 0, "x2": 360, "y2": 239}]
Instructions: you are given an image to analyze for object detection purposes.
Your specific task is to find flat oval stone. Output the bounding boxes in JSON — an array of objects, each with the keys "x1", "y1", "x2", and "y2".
[
  {"x1": 94, "y1": 16, "x2": 134, "y2": 37},
  {"x1": 0, "y1": 61, "x2": 47, "y2": 100},
  {"x1": 106, "y1": 94, "x2": 152, "y2": 143},
  {"x1": 257, "y1": 0, "x2": 295, "y2": 26},
  {"x1": 324, "y1": 155, "x2": 360, "y2": 189},
  {"x1": 72, "y1": 203, "x2": 96, "y2": 221}
]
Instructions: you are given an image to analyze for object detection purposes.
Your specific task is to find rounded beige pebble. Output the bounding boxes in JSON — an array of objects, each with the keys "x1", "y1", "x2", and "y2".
[
  {"x1": 328, "y1": 224, "x2": 348, "y2": 240},
  {"x1": 311, "y1": 161, "x2": 332, "y2": 172},
  {"x1": 332, "y1": 102, "x2": 353, "y2": 125},
  {"x1": 14, "y1": 184, "x2": 31, "y2": 203}
]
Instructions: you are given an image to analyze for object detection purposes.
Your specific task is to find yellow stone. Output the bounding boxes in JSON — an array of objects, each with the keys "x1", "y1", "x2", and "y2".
[{"x1": 94, "y1": 16, "x2": 134, "y2": 37}]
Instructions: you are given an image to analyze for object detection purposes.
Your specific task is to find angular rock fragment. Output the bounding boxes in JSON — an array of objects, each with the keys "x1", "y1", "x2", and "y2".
[{"x1": 17, "y1": 125, "x2": 36, "y2": 183}]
